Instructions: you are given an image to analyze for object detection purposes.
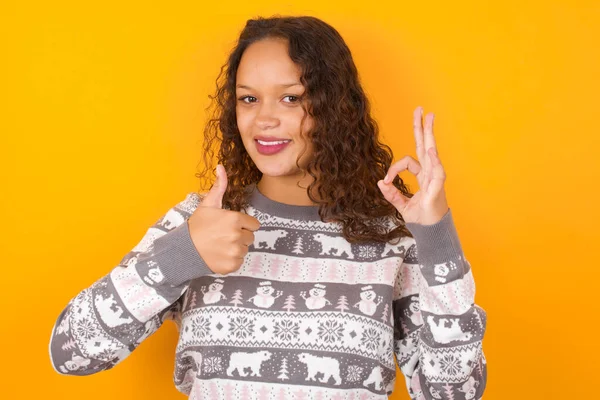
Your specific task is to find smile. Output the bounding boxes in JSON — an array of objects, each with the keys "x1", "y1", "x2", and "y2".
[{"x1": 255, "y1": 139, "x2": 291, "y2": 155}]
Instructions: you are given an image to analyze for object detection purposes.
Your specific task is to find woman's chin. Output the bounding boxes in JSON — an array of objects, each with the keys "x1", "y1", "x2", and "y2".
[{"x1": 255, "y1": 163, "x2": 300, "y2": 179}]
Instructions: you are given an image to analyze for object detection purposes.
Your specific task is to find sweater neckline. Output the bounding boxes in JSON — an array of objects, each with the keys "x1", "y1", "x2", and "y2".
[{"x1": 246, "y1": 183, "x2": 323, "y2": 222}]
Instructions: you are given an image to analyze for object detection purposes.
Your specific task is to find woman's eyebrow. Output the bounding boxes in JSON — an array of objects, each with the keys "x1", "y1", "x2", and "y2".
[{"x1": 236, "y1": 83, "x2": 303, "y2": 90}]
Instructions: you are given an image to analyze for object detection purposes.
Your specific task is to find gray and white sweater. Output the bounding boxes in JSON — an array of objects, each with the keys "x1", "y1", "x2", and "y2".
[{"x1": 49, "y1": 184, "x2": 487, "y2": 400}]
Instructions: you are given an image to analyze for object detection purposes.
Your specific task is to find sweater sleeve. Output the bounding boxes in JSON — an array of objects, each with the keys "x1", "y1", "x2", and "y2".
[
  {"x1": 392, "y1": 209, "x2": 487, "y2": 400},
  {"x1": 49, "y1": 192, "x2": 213, "y2": 376}
]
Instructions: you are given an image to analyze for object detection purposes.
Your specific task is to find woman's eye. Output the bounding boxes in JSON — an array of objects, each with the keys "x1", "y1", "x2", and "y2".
[
  {"x1": 283, "y1": 95, "x2": 301, "y2": 103},
  {"x1": 238, "y1": 96, "x2": 257, "y2": 103}
]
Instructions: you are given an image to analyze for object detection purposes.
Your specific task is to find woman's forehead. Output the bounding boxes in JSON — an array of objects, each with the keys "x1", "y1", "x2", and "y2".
[{"x1": 236, "y1": 39, "x2": 303, "y2": 89}]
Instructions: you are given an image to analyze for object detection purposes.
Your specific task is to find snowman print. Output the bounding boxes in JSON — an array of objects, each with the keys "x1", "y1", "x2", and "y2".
[
  {"x1": 201, "y1": 278, "x2": 227, "y2": 304},
  {"x1": 354, "y1": 285, "x2": 383, "y2": 316},
  {"x1": 300, "y1": 283, "x2": 332, "y2": 310},
  {"x1": 247, "y1": 281, "x2": 282, "y2": 308}
]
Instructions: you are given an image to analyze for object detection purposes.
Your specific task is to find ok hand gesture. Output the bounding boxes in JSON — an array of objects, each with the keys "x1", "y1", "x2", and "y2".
[{"x1": 377, "y1": 107, "x2": 449, "y2": 225}]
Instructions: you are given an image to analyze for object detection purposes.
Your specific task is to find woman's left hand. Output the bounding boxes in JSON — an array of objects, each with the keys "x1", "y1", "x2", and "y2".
[{"x1": 377, "y1": 107, "x2": 450, "y2": 225}]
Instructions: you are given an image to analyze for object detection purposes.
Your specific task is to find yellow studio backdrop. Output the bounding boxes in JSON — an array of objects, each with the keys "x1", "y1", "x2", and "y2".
[{"x1": 1, "y1": 0, "x2": 598, "y2": 399}]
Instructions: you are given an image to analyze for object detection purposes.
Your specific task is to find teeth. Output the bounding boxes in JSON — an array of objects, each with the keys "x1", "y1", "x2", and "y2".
[{"x1": 257, "y1": 140, "x2": 290, "y2": 146}]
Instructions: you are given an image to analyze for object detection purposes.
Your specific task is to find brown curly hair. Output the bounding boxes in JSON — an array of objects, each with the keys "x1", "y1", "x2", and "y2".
[{"x1": 196, "y1": 15, "x2": 414, "y2": 244}]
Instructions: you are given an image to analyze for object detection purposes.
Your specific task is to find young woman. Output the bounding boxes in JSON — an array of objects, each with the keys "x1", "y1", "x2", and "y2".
[{"x1": 49, "y1": 16, "x2": 487, "y2": 400}]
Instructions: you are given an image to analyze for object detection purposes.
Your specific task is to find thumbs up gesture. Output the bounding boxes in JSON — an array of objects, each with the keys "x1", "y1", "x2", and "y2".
[{"x1": 187, "y1": 164, "x2": 261, "y2": 274}]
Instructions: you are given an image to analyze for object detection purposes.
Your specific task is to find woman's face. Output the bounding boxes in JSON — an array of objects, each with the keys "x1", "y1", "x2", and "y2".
[{"x1": 235, "y1": 37, "x2": 314, "y2": 179}]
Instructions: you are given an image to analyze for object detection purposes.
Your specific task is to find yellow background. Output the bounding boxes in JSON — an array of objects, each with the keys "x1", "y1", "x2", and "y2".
[{"x1": 2, "y1": 0, "x2": 598, "y2": 399}]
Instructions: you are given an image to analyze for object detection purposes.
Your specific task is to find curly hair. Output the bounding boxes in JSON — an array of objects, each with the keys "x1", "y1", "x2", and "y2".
[{"x1": 196, "y1": 15, "x2": 414, "y2": 244}]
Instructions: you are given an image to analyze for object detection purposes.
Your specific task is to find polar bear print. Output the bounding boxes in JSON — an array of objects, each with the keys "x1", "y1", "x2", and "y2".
[
  {"x1": 297, "y1": 353, "x2": 341, "y2": 385},
  {"x1": 160, "y1": 208, "x2": 185, "y2": 230},
  {"x1": 253, "y1": 229, "x2": 288, "y2": 250},
  {"x1": 457, "y1": 376, "x2": 479, "y2": 399},
  {"x1": 94, "y1": 293, "x2": 133, "y2": 328},
  {"x1": 226, "y1": 350, "x2": 272, "y2": 377},
  {"x1": 59, "y1": 352, "x2": 91, "y2": 373},
  {"x1": 181, "y1": 350, "x2": 203, "y2": 378},
  {"x1": 426, "y1": 316, "x2": 473, "y2": 344},
  {"x1": 363, "y1": 365, "x2": 384, "y2": 391},
  {"x1": 313, "y1": 233, "x2": 354, "y2": 259},
  {"x1": 381, "y1": 242, "x2": 406, "y2": 257}
]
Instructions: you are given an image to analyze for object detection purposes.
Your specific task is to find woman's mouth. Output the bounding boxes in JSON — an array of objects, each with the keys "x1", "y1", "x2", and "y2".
[{"x1": 255, "y1": 139, "x2": 291, "y2": 155}]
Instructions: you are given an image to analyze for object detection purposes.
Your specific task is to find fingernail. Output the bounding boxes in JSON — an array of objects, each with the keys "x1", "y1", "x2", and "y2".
[{"x1": 384, "y1": 175, "x2": 391, "y2": 184}]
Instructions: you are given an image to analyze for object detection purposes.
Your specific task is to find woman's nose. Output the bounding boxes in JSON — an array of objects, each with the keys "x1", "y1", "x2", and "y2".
[{"x1": 255, "y1": 103, "x2": 280, "y2": 130}]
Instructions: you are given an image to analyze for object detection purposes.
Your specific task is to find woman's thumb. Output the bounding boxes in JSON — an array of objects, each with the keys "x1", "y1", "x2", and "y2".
[{"x1": 201, "y1": 164, "x2": 228, "y2": 208}]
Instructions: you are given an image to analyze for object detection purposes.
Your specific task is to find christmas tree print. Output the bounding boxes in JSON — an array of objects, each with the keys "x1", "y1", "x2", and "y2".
[
  {"x1": 403, "y1": 265, "x2": 417, "y2": 293},
  {"x1": 229, "y1": 289, "x2": 243, "y2": 307},
  {"x1": 189, "y1": 291, "x2": 198, "y2": 308},
  {"x1": 270, "y1": 257, "x2": 282, "y2": 279},
  {"x1": 283, "y1": 295, "x2": 296, "y2": 312},
  {"x1": 381, "y1": 303, "x2": 389, "y2": 324},
  {"x1": 308, "y1": 262, "x2": 320, "y2": 281},
  {"x1": 327, "y1": 261, "x2": 338, "y2": 281},
  {"x1": 364, "y1": 263, "x2": 376, "y2": 281},
  {"x1": 294, "y1": 389, "x2": 307, "y2": 400},
  {"x1": 277, "y1": 357, "x2": 289, "y2": 380},
  {"x1": 277, "y1": 388, "x2": 286, "y2": 400},
  {"x1": 258, "y1": 385, "x2": 270, "y2": 400},
  {"x1": 442, "y1": 383, "x2": 455, "y2": 400},
  {"x1": 223, "y1": 383, "x2": 234, "y2": 400},
  {"x1": 346, "y1": 263, "x2": 356, "y2": 283},
  {"x1": 240, "y1": 384, "x2": 250, "y2": 399},
  {"x1": 209, "y1": 381, "x2": 219, "y2": 398},
  {"x1": 292, "y1": 237, "x2": 304, "y2": 254},
  {"x1": 61, "y1": 339, "x2": 76, "y2": 351},
  {"x1": 335, "y1": 295, "x2": 349, "y2": 313},
  {"x1": 383, "y1": 260, "x2": 396, "y2": 282},
  {"x1": 248, "y1": 254, "x2": 263, "y2": 275},
  {"x1": 288, "y1": 260, "x2": 301, "y2": 280}
]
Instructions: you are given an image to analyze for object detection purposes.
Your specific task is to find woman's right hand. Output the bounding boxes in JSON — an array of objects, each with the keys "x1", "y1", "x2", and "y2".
[{"x1": 187, "y1": 164, "x2": 261, "y2": 275}]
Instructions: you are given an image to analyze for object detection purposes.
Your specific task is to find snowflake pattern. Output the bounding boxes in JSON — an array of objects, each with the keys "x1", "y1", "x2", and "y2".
[
  {"x1": 361, "y1": 327, "x2": 381, "y2": 352},
  {"x1": 229, "y1": 315, "x2": 255, "y2": 339},
  {"x1": 358, "y1": 245, "x2": 378, "y2": 259},
  {"x1": 75, "y1": 318, "x2": 100, "y2": 340},
  {"x1": 203, "y1": 357, "x2": 223, "y2": 373},
  {"x1": 318, "y1": 320, "x2": 344, "y2": 343},
  {"x1": 346, "y1": 365, "x2": 364, "y2": 382},
  {"x1": 440, "y1": 354, "x2": 461, "y2": 376},
  {"x1": 273, "y1": 319, "x2": 299, "y2": 341},
  {"x1": 191, "y1": 316, "x2": 210, "y2": 339}
]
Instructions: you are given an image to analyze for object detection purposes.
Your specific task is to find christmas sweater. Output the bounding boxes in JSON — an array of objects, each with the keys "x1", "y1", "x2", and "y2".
[{"x1": 49, "y1": 184, "x2": 487, "y2": 400}]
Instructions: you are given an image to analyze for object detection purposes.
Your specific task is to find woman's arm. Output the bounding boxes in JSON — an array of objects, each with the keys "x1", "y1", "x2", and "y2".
[
  {"x1": 393, "y1": 210, "x2": 487, "y2": 400},
  {"x1": 49, "y1": 193, "x2": 213, "y2": 375}
]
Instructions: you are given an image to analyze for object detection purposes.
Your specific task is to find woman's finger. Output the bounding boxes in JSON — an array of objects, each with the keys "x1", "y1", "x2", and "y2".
[
  {"x1": 383, "y1": 155, "x2": 422, "y2": 184},
  {"x1": 413, "y1": 107, "x2": 426, "y2": 163}
]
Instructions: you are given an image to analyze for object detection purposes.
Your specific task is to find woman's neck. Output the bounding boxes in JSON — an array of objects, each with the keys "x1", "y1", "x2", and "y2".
[{"x1": 256, "y1": 174, "x2": 319, "y2": 206}]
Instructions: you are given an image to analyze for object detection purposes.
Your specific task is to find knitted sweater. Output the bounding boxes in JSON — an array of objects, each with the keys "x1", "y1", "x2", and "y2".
[{"x1": 49, "y1": 184, "x2": 487, "y2": 400}]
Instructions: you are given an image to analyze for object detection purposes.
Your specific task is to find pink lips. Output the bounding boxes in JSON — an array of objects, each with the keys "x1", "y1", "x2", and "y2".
[{"x1": 254, "y1": 138, "x2": 291, "y2": 155}]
